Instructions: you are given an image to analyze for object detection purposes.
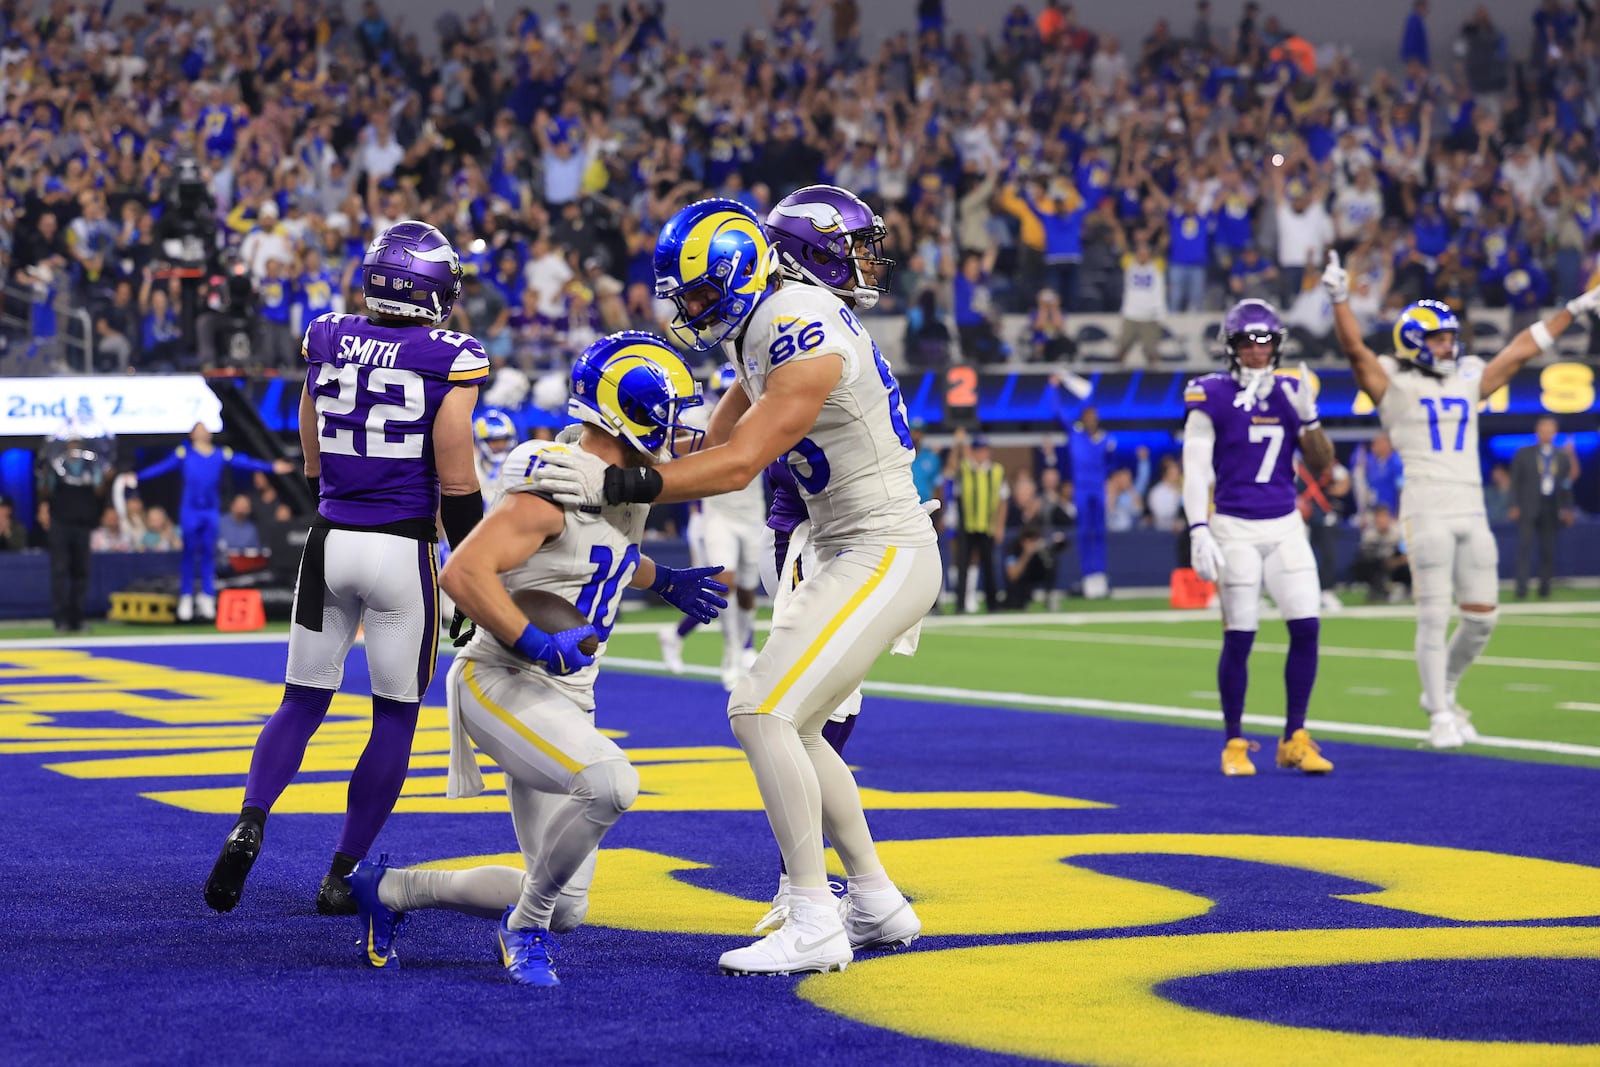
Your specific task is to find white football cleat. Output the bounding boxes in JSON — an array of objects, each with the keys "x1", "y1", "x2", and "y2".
[
  {"x1": 843, "y1": 883, "x2": 921, "y2": 951},
  {"x1": 196, "y1": 592, "x2": 217, "y2": 620},
  {"x1": 657, "y1": 625, "x2": 685, "y2": 675},
  {"x1": 1423, "y1": 694, "x2": 1479, "y2": 744},
  {"x1": 752, "y1": 873, "x2": 790, "y2": 934},
  {"x1": 719, "y1": 895, "x2": 851, "y2": 975},
  {"x1": 176, "y1": 595, "x2": 194, "y2": 622},
  {"x1": 1426, "y1": 712, "x2": 1465, "y2": 750},
  {"x1": 1441, "y1": 689, "x2": 1480, "y2": 742},
  {"x1": 1320, "y1": 590, "x2": 1343, "y2": 613}
]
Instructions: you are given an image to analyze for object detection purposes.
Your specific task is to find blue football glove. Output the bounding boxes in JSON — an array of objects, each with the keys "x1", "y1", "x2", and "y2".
[
  {"x1": 513, "y1": 622, "x2": 597, "y2": 676},
  {"x1": 650, "y1": 564, "x2": 729, "y2": 624}
]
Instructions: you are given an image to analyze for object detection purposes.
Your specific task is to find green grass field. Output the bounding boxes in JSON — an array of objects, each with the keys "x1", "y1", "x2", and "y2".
[
  {"x1": 600, "y1": 590, "x2": 1600, "y2": 769},
  {"x1": 11, "y1": 589, "x2": 1597, "y2": 768}
]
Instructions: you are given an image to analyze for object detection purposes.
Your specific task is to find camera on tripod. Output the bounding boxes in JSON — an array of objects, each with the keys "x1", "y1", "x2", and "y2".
[{"x1": 157, "y1": 155, "x2": 217, "y2": 273}]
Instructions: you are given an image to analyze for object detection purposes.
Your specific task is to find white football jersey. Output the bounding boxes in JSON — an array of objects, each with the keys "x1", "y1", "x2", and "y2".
[
  {"x1": 458, "y1": 438, "x2": 648, "y2": 709},
  {"x1": 724, "y1": 282, "x2": 934, "y2": 550},
  {"x1": 476, "y1": 452, "x2": 509, "y2": 506},
  {"x1": 1376, "y1": 355, "x2": 1487, "y2": 518},
  {"x1": 682, "y1": 402, "x2": 767, "y2": 525}
]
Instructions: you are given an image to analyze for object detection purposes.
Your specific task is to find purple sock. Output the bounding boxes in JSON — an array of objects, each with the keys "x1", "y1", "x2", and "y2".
[
  {"x1": 821, "y1": 715, "x2": 857, "y2": 754},
  {"x1": 1284, "y1": 617, "x2": 1320, "y2": 739},
  {"x1": 676, "y1": 616, "x2": 699, "y2": 639},
  {"x1": 242, "y1": 683, "x2": 336, "y2": 812},
  {"x1": 334, "y1": 696, "x2": 420, "y2": 860},
  {"x1": 1218, "y1": 630, "x2": 1255, "y2": 740}
]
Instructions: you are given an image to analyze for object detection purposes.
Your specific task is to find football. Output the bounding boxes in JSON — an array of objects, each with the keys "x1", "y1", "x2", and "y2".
[{"x1": 511, "y1": 588, "x2": 600, "y2": 656}]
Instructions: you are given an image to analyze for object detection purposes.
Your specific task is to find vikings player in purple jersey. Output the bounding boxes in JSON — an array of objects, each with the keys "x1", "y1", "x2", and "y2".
[
  {"x1": 204, "y1": 221, "x2": 490, "y2": 916},
  {"x1": 1183, "y1": 300, "x2": 1336, "y2": 777}
]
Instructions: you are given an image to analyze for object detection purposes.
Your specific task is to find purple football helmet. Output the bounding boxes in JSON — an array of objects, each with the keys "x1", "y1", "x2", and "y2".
[
  {"x1": 361, "y1": 220, "x2": 463, "y2": 325},
  {"x1": 1219, "y1": 298, "x2": 1286, "y2": 378},
  {"x1": 766, "y1": 185, "x2": 895, "y2": 309}
]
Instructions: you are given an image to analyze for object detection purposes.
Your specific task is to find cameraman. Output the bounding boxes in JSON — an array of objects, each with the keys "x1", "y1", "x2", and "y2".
[
  {"x1": 1001, "y1": 522, "x2": 1055, "y2": 610},
  {"x1": 1000, "y1": 473, "x2": 1072, "y2": 609}
]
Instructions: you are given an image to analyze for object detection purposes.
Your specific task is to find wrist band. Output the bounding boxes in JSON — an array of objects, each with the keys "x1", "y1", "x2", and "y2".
[{"x1": 1530, "y1": 321, "x2": 1556, "y2": 355}]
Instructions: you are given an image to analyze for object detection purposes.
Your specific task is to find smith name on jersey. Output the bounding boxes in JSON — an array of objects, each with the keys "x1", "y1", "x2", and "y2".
[
  {"x1": 303, "y1": 312, "x2": 489, "y2": 528},
  {"x1": 725, "y1": 283, "x2": 933, "y2": 550},
  {"x1": 1184, "y1": 372, "x2": 1309, "y2": 522}
]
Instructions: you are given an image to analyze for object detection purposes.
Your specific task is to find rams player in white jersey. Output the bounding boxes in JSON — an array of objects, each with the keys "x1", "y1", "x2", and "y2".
[
  {"x1": 1324, "y1": 252, "x2": 1600, "y2": 747},
  {"x1": 343, "y1": 333, "x2": 727, "y2": 986},
  {"x1": 660, "y1": 363, "x2": 766, "y2": 690},
  {"x1": 440, "y1": 408, "x2": 521, "y2": 629},
  {"x1": 529, "y1": 198, "x2": 940, "y2": 975},
  {"x1": 472, "y1": 407, "x2": 518, "y2": 505}
]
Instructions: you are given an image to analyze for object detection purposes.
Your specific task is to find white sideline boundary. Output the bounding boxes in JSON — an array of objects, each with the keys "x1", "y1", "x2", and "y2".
[
  {"x1": 601, "y1": 657, "x2": 1600, "y2": 761},
  {"x1": 4, "y1": 611, "x2": 1596, "y2": 761}
]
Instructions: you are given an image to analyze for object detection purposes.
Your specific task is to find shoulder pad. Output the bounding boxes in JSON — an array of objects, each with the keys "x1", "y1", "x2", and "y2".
[{"x1": 500, "y1": 440, "x2": 580, "y2": 500}]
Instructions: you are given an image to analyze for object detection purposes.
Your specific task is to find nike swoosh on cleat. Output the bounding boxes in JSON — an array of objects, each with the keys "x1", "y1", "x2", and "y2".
[
  {"x1": 793, "y1": 933, "x2": 844, "y2": 953},
  {"x1": 366, "y1": 922, "x2": 390, "y2": 967}
]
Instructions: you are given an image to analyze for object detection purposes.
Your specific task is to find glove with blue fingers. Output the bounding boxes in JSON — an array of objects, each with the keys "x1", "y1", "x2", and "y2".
[
  {"x1": 513, "y1": 622, "x2": 598, "y2": 676},
  {"x1": 650, "y1": 564, "x2": 729, "y2": 624}
]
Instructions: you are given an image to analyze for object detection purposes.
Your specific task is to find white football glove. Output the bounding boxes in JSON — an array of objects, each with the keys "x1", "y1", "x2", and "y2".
[
  {"x1": 1287, "y1": 364, "x2": 1320, "y2": 425},
  {"x1": 1189, "y1": 524, "x2": 1225, "y2": 583},
  {"x1": 1321, "y1": 250, "x2": 1349, "y2": 305},
  {"x1": 522, "y1": 445, "x2": 613, "y2": 508},
  {"x1": 1566, "y1": 283, "x2": 1600, "y2": 318}
]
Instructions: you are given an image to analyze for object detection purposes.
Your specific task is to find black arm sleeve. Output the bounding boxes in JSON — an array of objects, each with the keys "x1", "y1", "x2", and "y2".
[
  {"x1": 440, "y1": 490, "x2": 485, "y2": 550},
  {"x1": 603, "y1": 465, "x2": 664, "y2": 505}
]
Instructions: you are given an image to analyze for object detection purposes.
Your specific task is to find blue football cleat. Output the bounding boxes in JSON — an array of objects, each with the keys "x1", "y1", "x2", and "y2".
[
  {"x1": 350, "y1": 855, "x2": 406, "y2": 969},
  {"x1": 497, "y1": 908, "x2": 560, "y2": 986}
]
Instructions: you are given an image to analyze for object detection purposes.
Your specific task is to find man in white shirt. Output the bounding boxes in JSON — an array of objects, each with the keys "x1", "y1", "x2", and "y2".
[
  {"x1": 240, "y1": 201, "x2": 292, "y2": 282},
  {"x1": 523, "y1": 232, "x2": 574, "y2": 319},
  {"x1": 1333, "y1": 169, "x2": 1384, "y2": 244},
  {"x1": 357, "y1": 114, "x2": 404, "y2": 184},
  {"x1": 1272, "y1": 172, "x2": 1334, "y2": 307},
  {"x1": 1115, "y1": 241, "x2": 1167, "y2": 366}
]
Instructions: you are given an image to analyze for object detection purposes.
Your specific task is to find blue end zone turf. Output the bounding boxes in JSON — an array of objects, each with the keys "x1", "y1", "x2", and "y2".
[{"x1": 2, "y1": 639, "x2": 1597, "y2": 1065}]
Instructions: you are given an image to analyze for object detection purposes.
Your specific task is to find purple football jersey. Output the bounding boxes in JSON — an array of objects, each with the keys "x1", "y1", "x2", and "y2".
[
  {"x1": 765, "y1": 459, "x2": 809, "y2": 534},
  {"x1": 303, "y1": 313, "x2": 490, "y2": 526},
  {"x1": 1184, "y1": 372, "x2": 1304, "y2": 521}
]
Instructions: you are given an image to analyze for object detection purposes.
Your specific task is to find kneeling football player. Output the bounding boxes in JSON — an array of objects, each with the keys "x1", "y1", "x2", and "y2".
[{"x1": 345, "y1": 333, "x2": 728, "y2": 985}]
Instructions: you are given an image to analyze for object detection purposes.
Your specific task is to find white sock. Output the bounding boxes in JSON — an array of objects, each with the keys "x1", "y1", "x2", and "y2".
[
  {"x1": 378, "y1": 865, "x2": 524, "y2": 920},
  {"x1": 801, "y1": 729, "x2": 881, "y2": 878},
  {"x1": 1445, "y1": 609, "x2": 1498, "y2": 697},
  {"x1": 1414, "y1": 593, "x2": 1450, "y2": 714},
  {"x1": 731, "y1": 713, "x2": 825, "y2": 886},
  {"x1": 508, "y1": 761, "x2": 636, "y2": 931},
  {"x1": 720, "y1": 608, "x2": 739, "y2": 666}
]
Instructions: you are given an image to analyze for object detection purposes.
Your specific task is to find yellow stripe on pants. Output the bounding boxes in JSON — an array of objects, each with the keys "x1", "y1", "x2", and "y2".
[
  {"x1": 462, "y1": 660, "x2": 582, "y2": 774},
  {"x1": 757, "y1": 546, "x2": 898, "y2": 715}
]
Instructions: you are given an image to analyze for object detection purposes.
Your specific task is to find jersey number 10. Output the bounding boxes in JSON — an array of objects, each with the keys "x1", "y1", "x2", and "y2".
[{"x1": 576, "y1": 544, "x2": 640, "y2": 642}]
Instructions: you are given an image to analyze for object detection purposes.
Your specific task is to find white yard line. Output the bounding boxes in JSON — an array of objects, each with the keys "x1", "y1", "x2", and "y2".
[
  {"x1": 919, "y1": 625, "x2": 1600, "y2": 673},
  {"x1": 603, "y1": 657, "x2": 1600, "y2": 761},
  {"x1": 1558, "y1": 703, "x2": 1600, "y2": 713}
]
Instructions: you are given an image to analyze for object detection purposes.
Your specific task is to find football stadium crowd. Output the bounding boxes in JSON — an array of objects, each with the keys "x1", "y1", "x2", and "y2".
[{"x1": 1, "y1": 0, "x2": 1596, "y2": 377}]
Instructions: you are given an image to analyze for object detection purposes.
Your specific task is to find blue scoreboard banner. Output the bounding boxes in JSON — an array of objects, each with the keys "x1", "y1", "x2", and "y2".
[
  {"x1": 227, "y1": 363, "x2": 1600, "y2": 436},
  {"x1": 900, "y1": 362, "x2": 1600, "y2": 427}
]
